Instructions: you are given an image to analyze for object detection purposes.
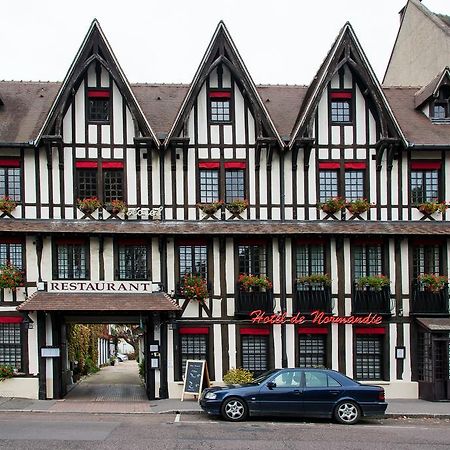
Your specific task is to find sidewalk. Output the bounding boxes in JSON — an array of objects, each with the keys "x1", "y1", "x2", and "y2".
[{"x1": 0, "y1": 396, "x2": 449, "y2": 418}]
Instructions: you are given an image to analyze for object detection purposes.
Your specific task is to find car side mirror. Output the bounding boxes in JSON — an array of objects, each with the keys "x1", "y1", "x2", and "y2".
[{"x1": 267, "y1": 381, "x2": 276, "y2": 389}]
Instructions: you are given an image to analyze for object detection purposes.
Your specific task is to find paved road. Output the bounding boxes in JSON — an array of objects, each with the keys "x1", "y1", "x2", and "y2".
[{"x1": 0, "y1": 412, "x2": 448, "y2": 449}]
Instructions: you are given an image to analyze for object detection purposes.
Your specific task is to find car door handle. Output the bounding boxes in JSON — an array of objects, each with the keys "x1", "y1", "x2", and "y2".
[
  {"x1": 293, "y1": 390, "x2": 303, "y2": 395},
  {"x1": 329, "y1": 391, "x2": 340, "y2": 395}
]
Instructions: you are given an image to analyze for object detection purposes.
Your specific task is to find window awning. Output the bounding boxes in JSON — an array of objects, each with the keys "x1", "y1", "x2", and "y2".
[
  {"x1": 416, "y1": 318, "x2": 450, "y2": 333},
  {"x1": 17, "y1": 292, "x2": 181, "y2": 313}
]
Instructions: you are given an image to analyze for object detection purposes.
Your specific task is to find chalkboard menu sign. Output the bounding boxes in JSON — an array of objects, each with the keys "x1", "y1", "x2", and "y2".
[{"x1": 181, "y1": 360, "x2": 210, "y2": 401}]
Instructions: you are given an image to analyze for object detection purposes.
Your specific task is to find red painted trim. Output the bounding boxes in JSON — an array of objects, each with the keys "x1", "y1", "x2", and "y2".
[
  {"x1": 102, "y1": 162, "x2": 124, "y2": 169},
  {"x1": 355, "y1": 327, "x2": 385, "y2": 335},
  {"x1": 55, "y1": 238, "x2": 87, "y2": 245},
  {"x1": 298, "y1": 327, "x2": 328, "y2": 334},
  {"x1": 330, "y1": 92, "x2": 352, "y2": 99},
  {"x1": 319, "y1": 162, "x2": 340, "y2": 169},
  {"x1": 0, "y1": 159, "x2": 20, "y2": 167},
  {"x1": 198, "y1": 162, "x2": 220, "y2": 169},
  {"x1": 209, "y1": 91, "x2": 231, "y2": 98},
  {"x1": 88, "y1": 90, "x2": 110, "y2": 98},
  {"x1": 345, "y1": 162, "x2": 366, "y2": 169},
  {"x1": 0, "y1": 237, "x2": 23, "y2": 244},
  {"x1": 75, "y1": 161, "x2": 98, "y2": 169},
  {"x1": 224, "y1": 162, "x2": 246, "y2": 169},
  {"x1": 240, "y1": 328, "x2": 270, "y2": 336},
  {"x1": 179, "y1": 327, "x2": 209, "y2": 335},
  {"x1": 0, "y1": 316, "x2": 22, "y2": 324},
  {"x1": 178, "y1": 239, "x2": 208, "y2": 246},
  {"x1": 411, "y1": 161, "x2": 441, "y2": 170}
]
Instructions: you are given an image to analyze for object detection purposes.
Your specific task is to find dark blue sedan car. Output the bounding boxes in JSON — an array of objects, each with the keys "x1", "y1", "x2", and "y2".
[{"x1": 200, "y1": 368, "x2": 387, "y2": 424}]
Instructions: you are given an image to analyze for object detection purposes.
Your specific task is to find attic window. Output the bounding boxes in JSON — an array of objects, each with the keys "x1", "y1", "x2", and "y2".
[
  {"x1": 87, "y1": 89, "x2": 110, "y2": 123},
  {"x1": 330, "y1": 91, "x2": 352, "y2": 124},
  {"x1": 209, "y1": 90, "x2": 232, "y2": 123},
  {"x1": 431, "y1": 86, "x2": 450, "y2": 121}
]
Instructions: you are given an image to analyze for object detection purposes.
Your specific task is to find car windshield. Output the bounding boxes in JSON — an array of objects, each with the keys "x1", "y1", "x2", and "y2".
[{"x1": 252, "y1": 370, "x2": 279, "y2": 384}]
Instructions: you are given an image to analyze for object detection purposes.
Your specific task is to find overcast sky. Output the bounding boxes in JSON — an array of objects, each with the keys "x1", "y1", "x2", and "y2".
[{"x1": 1, "y1": 0, "x2": 449, "y2": 86}]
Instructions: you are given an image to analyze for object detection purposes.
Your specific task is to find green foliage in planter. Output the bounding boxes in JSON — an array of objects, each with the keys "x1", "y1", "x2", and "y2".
[
  {"x1": 77, "y1": 197, "x2": 102, "y2": 213},
  {"x1": 0, "y1": 262, "x2": 23, "y2": 290},
  {"x1": 357, "y1": 275, "x2": 390, "y2": 291},
  {"x1": 223, "y1": 367, "x2": 254, "y2": 384},
  {"x1": 297, "y1": 274, "x2": 332, "y2": 285},
  {"x1": 418, "y1": 273, "x2": 448, "y2": 293},
  {"x1": 225, "y1": 199, "x2": 249, "y2": 214},
  {"x1": 0, "y1": 364, "x2": 14, "y2": 381},
  {"x1": 238, "y1": 273, "x2": 272, "y2": 291},
  {"x1": 196, "y1": 201, "x2": 223, "y2": 215},
  {"x1": 0, "y1": 196, "x2": 17, "y2": 214},
  {"x1": 318, "y1": 196, "x2": 345, "y2": 214},
  {"x1": 181, "y1": 273, "x2": 209, "y2": 302},
  {"x1": 346, "y1": 198, "x2": 372, "y2": 214},
  {"x1": 417, "y1": 201, "x2": 448, "y2": 215}
]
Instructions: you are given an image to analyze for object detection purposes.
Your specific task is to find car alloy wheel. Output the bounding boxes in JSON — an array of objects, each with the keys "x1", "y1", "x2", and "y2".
[
  {"x1": 335, "y1": 401, "x2": 361, "y2": 425},
  {"x1": 221, "y1": 397, "x2": 248, "y2": 422}
]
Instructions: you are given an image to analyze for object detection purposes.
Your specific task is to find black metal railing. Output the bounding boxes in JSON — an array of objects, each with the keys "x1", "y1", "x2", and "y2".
[
  {"x1": 293, "y1": 284, "x2": 332, "y2": 314},
  {"x1": 235, "y1": 285, "x2": 274, "y2": 316},
  {"x1": 410, "y1": 281, "x2": 449, "y2": 316},
  {"x1": 352, "y1": 284, "x2": 392, "y2": 315}
]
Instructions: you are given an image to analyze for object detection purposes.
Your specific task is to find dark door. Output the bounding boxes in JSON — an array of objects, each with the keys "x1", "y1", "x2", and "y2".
[
  {"x1": 434, "y1": 339, "x2": 450, "y2": 401},
  {"x1": 255, "y1": 369, "x2": 303, "y2": 414}
]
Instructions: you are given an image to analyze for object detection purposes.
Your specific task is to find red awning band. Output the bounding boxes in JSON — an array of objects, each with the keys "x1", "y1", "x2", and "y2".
[
  {"x1": 75, "y1": 161, "x2": 98, "y2": 169},
  {"x1": 0, "y1": 316, "x2": 23, "y2": 324},
  {"x1": 319, "y1": 162, "x2": 340, "y2": 169},
  {"x1": 198, "y1": 162, "x2": 220, "y2": 169},
  {"x1": 179, "y1": 327, "x2": 209, "y2": 335},
  {"x1": 55, "y1": 238, "x2": 87, "y2": 245},
  {"x1": 355, "y1": 327, "x2": 385, "y2": 335},
  {"x1": 298, "y1": 327, "x2": 328, "y2": 334},
  {"x1": 240, "y1": 328, "x2": 270, "y2": 336},
  {"x1": 88, "y1": 90, "x2": 110, "y2": 98},
  {"x1": 411, "y1": 161, "x2": 441, "y2": 170},
  {"x1": 0, "y1": 237, "x2": 23, "y2": 244},
  {"x1": 345, "y1": 162, "x2": 366, "y2": 169},
  {"x1": 177, "y1": 239, "x2": 208, "y2": 246},
  {"x1": 224, "y1": 162, "x2": 246, "y2": 169},
  {"x1": 209, "y1": 91, "x2": 231, "y2": 98},
  {"x1": 0, "y1": 159, "x2": 20, "y2": 167},
  {"x1": 330, "y1": 92, "x2": 352, "y2": 99},
  {"x1": 102, "y1": 162, "x2": 124, "y2": 169}
]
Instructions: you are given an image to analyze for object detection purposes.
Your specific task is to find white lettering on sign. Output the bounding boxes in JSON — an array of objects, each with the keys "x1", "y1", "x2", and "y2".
[
  {"x1": 126, "y1": 206, "x2": 163, "y2": 220},
  {"x1": 48, "y1": 281, "x2": 161, "y2": 293}
]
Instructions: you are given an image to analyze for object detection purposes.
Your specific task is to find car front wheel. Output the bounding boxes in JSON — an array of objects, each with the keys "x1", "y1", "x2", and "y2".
[
  {"x1": 221, "y1": 397, "x2": 248, "y2": 422},
  {"x1": 334, "y1": 401, "x2": 361, "y2": 425}
]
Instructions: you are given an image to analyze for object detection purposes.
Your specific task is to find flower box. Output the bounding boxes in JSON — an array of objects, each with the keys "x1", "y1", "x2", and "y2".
[
  {"x1": 196, "y1": 201, "x2": 223, "y2": 215},
  {"x1": 346, "y1": 199, "x2": 372, "y2": 215},
  {"x1": 180, "y1": 274, "x2": 209, "y2": 302},
  {"x1": 225, "y1": 199, "x2": 248, "y2": 215},
  {"x1": 417, "y1": 201, "x2": 447, "y2": 215},
  {"x1": 238, "y1": 273, "x2": 272, "y2": 292},
  {"x1": 106, "y1": 199, "x2": 127, "y2": 215},
  {"x1": 318, "y1": 197, "x2": 345, "y2": 215},
  {"x1": 0, "y1": 196, "x2": 17, "y2": 214},
  {"x1": 77, "y1": 197, "x2": 102, "y2": 214},
  {"x1": 417, "y1": 273, "x2": 448, "y2": 293},
  {"x1": 0, "y1": 262, "x2": 23, "y2": 291}
]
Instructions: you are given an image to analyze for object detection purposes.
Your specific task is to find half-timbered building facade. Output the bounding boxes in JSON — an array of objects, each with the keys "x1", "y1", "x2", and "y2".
[{"x1": 1, "y1": 8, "x2": 450, "y2": 401}]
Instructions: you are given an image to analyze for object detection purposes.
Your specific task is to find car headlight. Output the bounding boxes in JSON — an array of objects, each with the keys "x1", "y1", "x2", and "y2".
[{"x1": 204, "y1": 392, "x2": 217, "y2": 400}]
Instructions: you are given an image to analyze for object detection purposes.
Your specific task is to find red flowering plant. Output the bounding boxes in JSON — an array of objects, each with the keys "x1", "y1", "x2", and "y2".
[
  {"x1": 106, "y1": 199, "x2": 127, "y2": 214},
  {"x1": 346, "y1": 198, "x2": 372, "y2": 215},
  {"x1": 0, "y1": 262, "x2": 23, "y2": 291},
  {"x1": 418, "y1": 273, "x2": 448, "y2": 293},
  {"x1": 318, "y1": 197, "x2": 346, "y2": 214},
  {"x1": 0, "y1": 196, "x2": 17, "y2": 214},
  {"x1": 180, "y1": 273, "x2": 209, "y2": 302},
  {"x1": 238, "y1": 273, "x2": 273, "y2": 292},
  {"x1": 417, "y1": 201, "x2": 448, "y2": 215},
  {"x1": 196, "y1": 200, "x2": 223, "y2": 215},
  {"x1": 77, "y1": 197, "x2": 102, "y2": 214},
  {"x1": 0, "y1": 364, "x2": 14, "y2": 381}
]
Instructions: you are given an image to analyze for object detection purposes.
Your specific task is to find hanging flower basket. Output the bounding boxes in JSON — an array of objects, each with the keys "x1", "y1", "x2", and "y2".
[
  {"x1": 318, "y1": 197, "x2": 345, "y2": 214},
  {"x1": 297, "y1": 274, "x2": 332, "y2": 286},
  {"x1": 346, "y1": 198, "x2": 372, "y2": 215},
  {"x1": 0, "y1": 196, "x2": 17, "y2": 214},
  {"x1": 356, "y1": 275, "x2": 390, "y2": 291},
  {"x1": 0, "y1": 262, "x2": 23, "y2": 291},
  {"x1": 196, "y1": 201, "x2": 223, "y2": 215},
  {"x1": 238, "y1": 273, "x2": 272, "y2": 292},
  {"x1": 417, "y1": 201, "x2": 447, "y2": 215},
  {"x1": 418, "y1": 273, "x2": 448, "y2": 293},
  {"x1": 180, "y1": 273, "x2": 209, "y2": 302},
  {"x1": 106, "y1": 199, "x2": 127, "y2": 215},
  {"x1": 77, "y1": 197, "x2": 102, "y2": 214},
  {"x1": 225, "y1": 199, "x2": 248, "y2": 215}
]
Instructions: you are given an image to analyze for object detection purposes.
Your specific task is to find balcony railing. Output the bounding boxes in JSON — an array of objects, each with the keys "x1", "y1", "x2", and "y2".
[
  {"x1": 352, "y1": 284, "x2": 392, "y2": 315},
  {"x1": 235, "y1": 284, "x2": 274, "y2": 316},
  {"x1": 293, "y1": 284, "x2": 332, "y2": 314},
  {"x1": 410, "y1": 281, "x2": 449, "y2": 316}
]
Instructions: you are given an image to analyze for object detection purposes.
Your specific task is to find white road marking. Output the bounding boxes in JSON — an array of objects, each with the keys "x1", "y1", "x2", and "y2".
[{"x1": 174, "y1": 413, "x2": 181, "y2": 423}]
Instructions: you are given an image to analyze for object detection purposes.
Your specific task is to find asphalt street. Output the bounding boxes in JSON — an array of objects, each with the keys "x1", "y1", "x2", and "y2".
[{"x1": 0, "y1": 412, "x2": 449, "y2": 450}]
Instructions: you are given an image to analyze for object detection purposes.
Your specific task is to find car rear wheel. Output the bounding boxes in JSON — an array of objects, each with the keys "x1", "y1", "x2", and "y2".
[
  {"x1": 334, "y1": 401, "x2": 361, "y2": 425},
  {"x1": 221, "y1": 397, "x2": 248, "y2": 422}
]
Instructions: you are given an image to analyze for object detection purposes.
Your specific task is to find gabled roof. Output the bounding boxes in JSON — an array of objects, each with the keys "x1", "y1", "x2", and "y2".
[
  {"x1": 414, "y1": 67, "x2": 450, "y2": 108},
  {"x1": 289, "y1": 23, "x2": 405, "y2": 150},
  {"x1": 164, "y1": 21, "x2": 284, "y2": 149},
  {"x1": 36, "y1": 20, "x2": 159, "y2": 147}
]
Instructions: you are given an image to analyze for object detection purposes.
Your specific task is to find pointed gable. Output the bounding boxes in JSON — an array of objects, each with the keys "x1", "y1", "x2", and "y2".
[
  {"x1": 36, "y1": 20, "x2": 159, "y2": 147},
  {"x1": 414, "y1": 67, "x2": 450, "y2": 108},
  {"x1": 164, "y1": 21, "x2": 283, "y2": 148},
  {"x1": 289, "y1": 23, "x2": 405, "y2": 149}
]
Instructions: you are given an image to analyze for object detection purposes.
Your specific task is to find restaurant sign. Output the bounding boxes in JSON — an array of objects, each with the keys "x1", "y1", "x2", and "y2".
[
  {"x1": 48, "y1": 281, "x2": 159, "y2": 293},
  {"x1": 250, "y1": 309, "x2": 383, "y2": 325}
]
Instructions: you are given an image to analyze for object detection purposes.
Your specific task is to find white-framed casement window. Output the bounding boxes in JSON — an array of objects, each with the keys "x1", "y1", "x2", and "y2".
[
  {"x1": 240, "y1": 328, "x2": 269, "y2": 376},
  {"x1": 0, "y1": 159, "x2": 22, "y2": 202},
  {"x1": 354, "y1": 329, "x2": 385, "y2": 380},
  {"x1": 410, "y1": 161, "x2": 441, "y2": 204}
]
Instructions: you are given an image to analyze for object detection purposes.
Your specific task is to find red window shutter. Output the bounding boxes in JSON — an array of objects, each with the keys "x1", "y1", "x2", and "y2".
[
  {"x1": 102, "y1": 162, "x2": 124, "y2": 169},
  {"x1": 355, "y1": 327, "x2": 385, "y2": 335},
  {"x1": 410, "y1": 161, "x2": 441, "y2": 170},
  {"x1": 0, "y1": 159, "x2": 20, "y2": 167},
  {"x1": 0, "y1": 316, "x2": 23, "y2": 324},
  {"x1": 344, "y1": 162, "x2": 366, "y2": 169},
  {"x1": 298, "y1": 327, "x2": 328, "y2": 334},
  {"x1": 240, "y1": 328, "x2": 270, "y2": 336},
  {"x1": 198, "y1": 162, "x2": 220, "y2": 169},
  {"x1": 75, "y1": 161, "x2": 98, "y2": 169},
  {"x1": 88, "y1": 90, "x2": 110, "y2": 98},
  {"x1": 209, "y1": 91, "x2": 231, "y2": 98},
  {"x1": 224, "y1": 162, "x2": 246, "y2": 169},
  {"x1": 330, "y1": 92, "x2": 352, "y2": 99},
  {"x1": 179, "y1": 327, "x2": 209, "y2": 335},
  {"x1": 319, "y1": 162, "x2": 340, "y2": 169}
]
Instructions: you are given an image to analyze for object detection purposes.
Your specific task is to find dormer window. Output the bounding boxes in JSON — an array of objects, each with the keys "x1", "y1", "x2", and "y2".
[
  {"x1": 431, "y1": 85, "x2": 450, "y2": 121},
  {"x1": 87, "y1": 89, "x2": 110, "y2": 123},
  {"x1": 209, "y1": 91, "x2": 232, "y2": 123},
  {"x1": 330, "y1": 91, "x2": 353, "y2": 124}
]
